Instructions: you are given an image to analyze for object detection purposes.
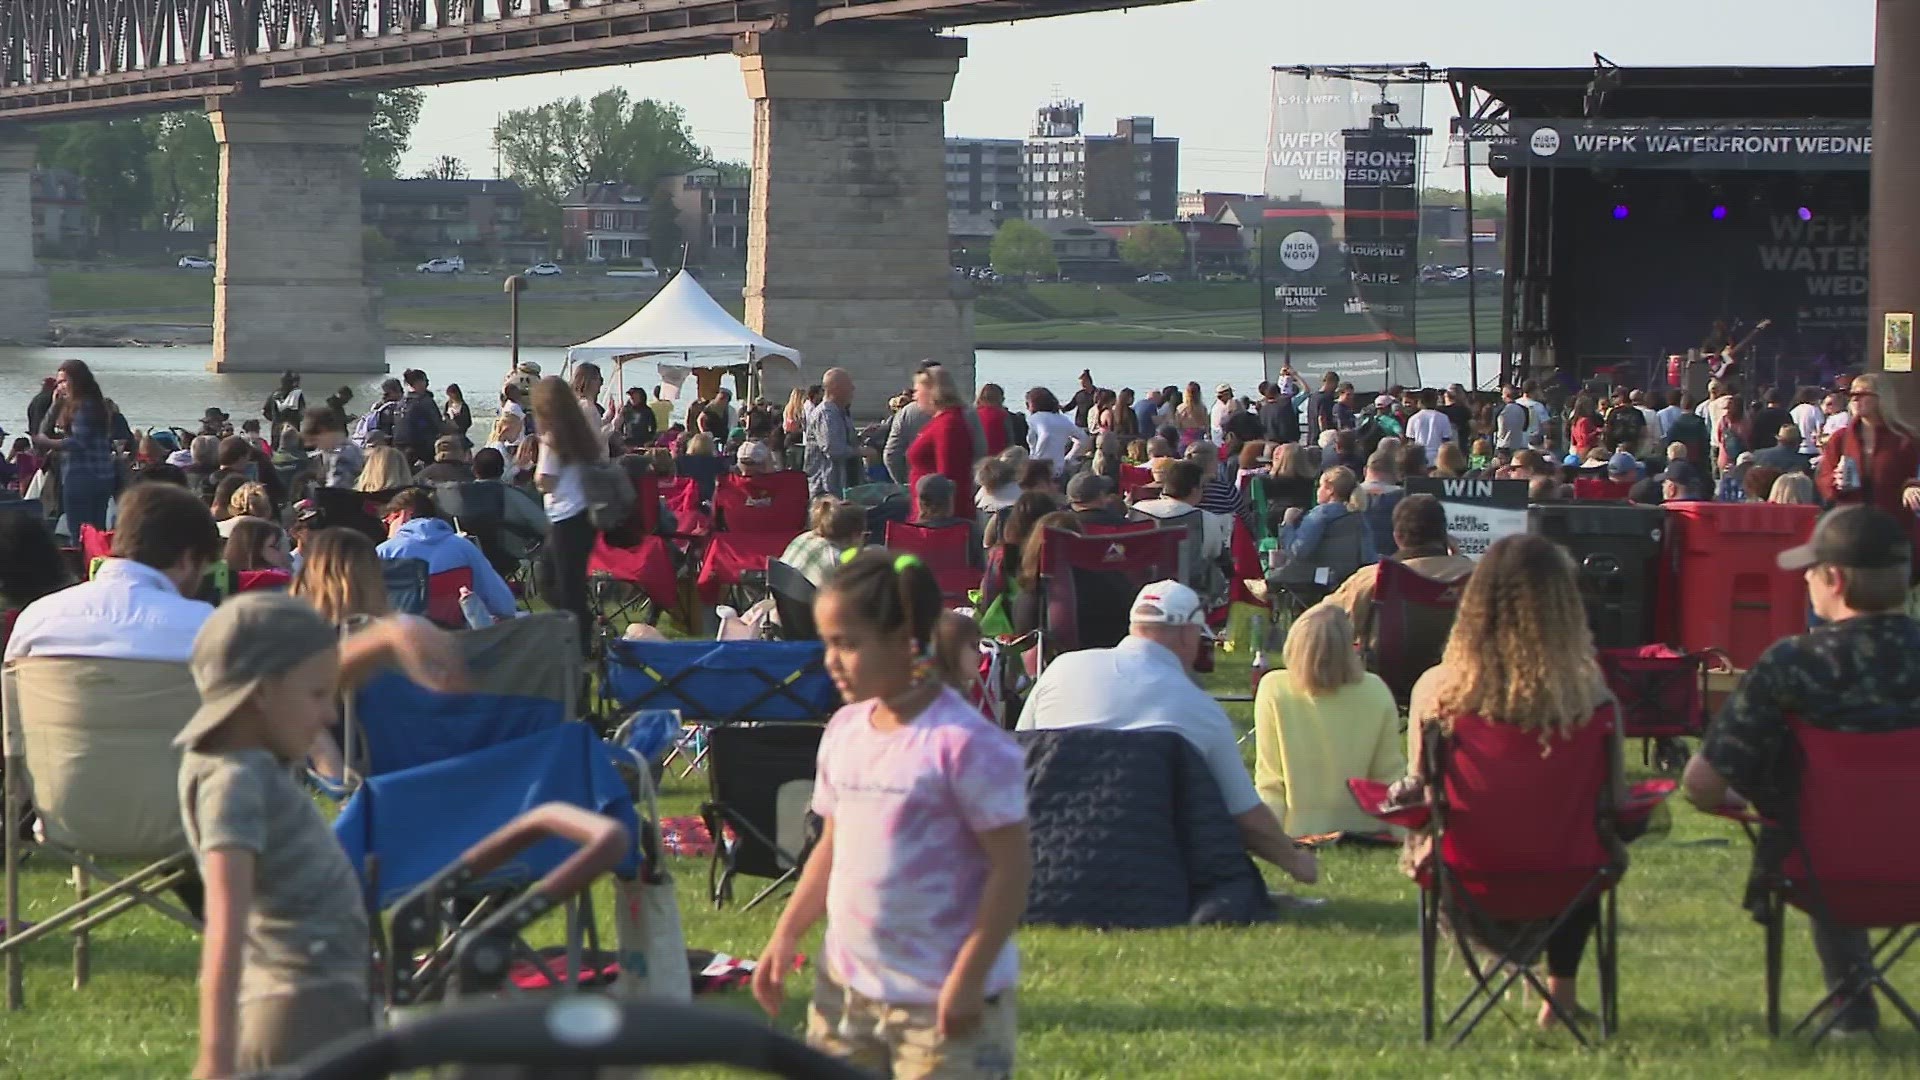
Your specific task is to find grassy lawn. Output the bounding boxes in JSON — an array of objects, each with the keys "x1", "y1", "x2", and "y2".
[{"x1": 4, "y1": 646, "x2": 1916, "y2": 1077}]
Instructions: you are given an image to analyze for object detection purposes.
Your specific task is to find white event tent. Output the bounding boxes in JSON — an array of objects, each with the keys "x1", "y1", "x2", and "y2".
[{"x1": 564, "y1": 271, "x2": 800, "y2": 405}]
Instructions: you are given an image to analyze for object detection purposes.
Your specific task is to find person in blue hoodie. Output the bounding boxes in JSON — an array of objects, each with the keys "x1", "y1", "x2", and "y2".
[{"x1": 374, "y1": 488, "x2": 519, "y2": 621}]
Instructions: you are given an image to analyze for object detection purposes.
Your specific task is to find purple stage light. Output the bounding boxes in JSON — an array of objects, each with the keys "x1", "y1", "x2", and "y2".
[
  {"x1": 1612, "y1": 204, "x2": 1630, "y2": 220},
  {"x1": 1711, "y1": 205, "x2": 1728, "y2": 221},
  {"x1": 1797, "y1": 206, "x2": 1814, "y2": 222}
]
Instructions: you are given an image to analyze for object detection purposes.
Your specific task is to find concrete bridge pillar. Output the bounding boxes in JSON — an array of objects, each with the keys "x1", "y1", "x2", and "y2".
[
  {"x1": 209, "y1": 92, "x2": 383, "y2": 373},
  {"x1": 0, "y1": 133, "x2": 50, "y2": 346},
  {"x1": 738, "y1": 30, "x2": 974, "y2": 416}
]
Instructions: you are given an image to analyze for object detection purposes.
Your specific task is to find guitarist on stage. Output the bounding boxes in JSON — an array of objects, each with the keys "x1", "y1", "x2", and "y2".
[{"x1": 1708, "y1": 318, "x2": 1773, "y2": 384}]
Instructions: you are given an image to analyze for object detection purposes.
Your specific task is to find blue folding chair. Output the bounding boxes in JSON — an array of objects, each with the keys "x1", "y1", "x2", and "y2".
[
  {"x1": 333, "y1": 723, "x2": 642, "y2": 1006},
  {"x1": 333, "y1": 612, "x2": 579, "y2": 791},
  {"x1": 600, "y1": 640, "x2": 838, "y2": 774}
]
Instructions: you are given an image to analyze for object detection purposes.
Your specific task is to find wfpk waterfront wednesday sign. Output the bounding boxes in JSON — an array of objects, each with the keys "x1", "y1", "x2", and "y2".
[
  {"x1": 1261, "y1": 68, "x2": 1426, "y2": 390},
  {"x1": 1495, "y1": 119, "x2": 1872, "y2": 172}
]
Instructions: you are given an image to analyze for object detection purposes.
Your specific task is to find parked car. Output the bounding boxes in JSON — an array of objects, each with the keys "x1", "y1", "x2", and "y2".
[
  {"x1": 417, "y1": 258, "x2": 464, "y2": 274},
  {"x1": 177, "y1": 255, "x2": 214, "y2": 270},
  {"x1": 526, "y1": 262, "x2": 563, "y2": 277},
  {"x1": 1136, "y1": 271, "x2": 1174, "y2": 284}
]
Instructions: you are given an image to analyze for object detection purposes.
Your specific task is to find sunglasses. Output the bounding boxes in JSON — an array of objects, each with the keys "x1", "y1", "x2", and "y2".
[{"x1": 1851, "y1": 391, "x2": 1879, "y2": 400}]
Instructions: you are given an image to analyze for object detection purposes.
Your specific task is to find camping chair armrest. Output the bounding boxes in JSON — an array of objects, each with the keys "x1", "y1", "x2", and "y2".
[
  {"x1": 462, "y1": 802, "x2": 632, "y2": 901},
  {"x1": 1617, "y1": 778, "x2": 1679, "y2": 832},
  {"x1": 306, "y1": 768, "x2": 352, "y2": 801},
  {"x1": 1346, "y1": 777, "x2": 1430, "y2": 831}
]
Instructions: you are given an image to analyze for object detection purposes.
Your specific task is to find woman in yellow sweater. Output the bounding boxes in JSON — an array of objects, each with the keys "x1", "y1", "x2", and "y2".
[{"x1": 1252, "y1": 603, "x2": 1405, "y2": 837}]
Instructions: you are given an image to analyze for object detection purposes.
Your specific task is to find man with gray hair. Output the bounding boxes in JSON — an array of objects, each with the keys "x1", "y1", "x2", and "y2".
[{"x1": 803, "y1": 367, "x2": 858, "y2": 497}]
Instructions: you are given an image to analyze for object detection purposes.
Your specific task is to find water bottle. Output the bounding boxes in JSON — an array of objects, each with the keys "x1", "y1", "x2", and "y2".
[
  {"x1": 457, "y1": 586, "x2": 493, "y2": 629},
  {"x1": 1249, "y1": 648, "x2": 1271, "y2": 694},
  {"x1": 1838, "y1": 455, "x2": 1860, "y2": 493}
]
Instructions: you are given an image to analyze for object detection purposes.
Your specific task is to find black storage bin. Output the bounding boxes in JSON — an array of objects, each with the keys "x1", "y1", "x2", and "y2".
[{"x1": 1527, "y1": 503, "x2": 1666, "y2": 650}]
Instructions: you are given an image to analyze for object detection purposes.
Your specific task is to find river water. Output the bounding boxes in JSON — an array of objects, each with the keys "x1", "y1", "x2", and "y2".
[{"x1": 0, "y1": 344, "x2": 1496, "y2": 433}]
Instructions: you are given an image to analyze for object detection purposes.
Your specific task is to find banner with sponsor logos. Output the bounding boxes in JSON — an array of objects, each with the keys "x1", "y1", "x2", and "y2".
[
  {"x1": 1495, "y1": 118, "x2": 1872, "y2": 172},
  {"x1": 1261, "y1": 69, "x2": 1426, "y2": 391}
]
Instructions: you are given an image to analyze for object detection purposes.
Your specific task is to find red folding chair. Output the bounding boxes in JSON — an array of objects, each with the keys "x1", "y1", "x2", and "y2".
[
  {"x1": 1368, "y1": 559, "x2": 1467, "y2": 712},
  {"x1": 1572, "y1": 476, "x2": 1635, "y2": 502},
  {"x1": 1034, "y1": 526, "x2": 1183, "y2": 666},
  {"x1": 590, "y1": 470, "x2": 683, "y2": 632},
  {"x1": 698, "y1": 472, "x2": 809, "y2": 605},
  {"x1": 426, "y1": 567, "x2": 474, "y2": 629},
  {"x1": 885, "y1": 521, "x2": 976, "y2": 605},
  {"x1": 79, "y1": 524, "x2": 113, "y2": 564},
  {"x1": 1598, "y1": 645, "x2": 1734, "y2": 770},
  {"x1": 1735, "y1": 720, "x2": 1920, "y2": 1042},
  {"x1": 1351, "y1": 706, "x2": 1666, "y2": 1046}
]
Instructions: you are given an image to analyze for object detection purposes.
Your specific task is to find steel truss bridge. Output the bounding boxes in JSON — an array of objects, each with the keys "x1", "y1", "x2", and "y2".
[{"x1": 0, "y1": 0, "x2": 1181, "y2": 120}]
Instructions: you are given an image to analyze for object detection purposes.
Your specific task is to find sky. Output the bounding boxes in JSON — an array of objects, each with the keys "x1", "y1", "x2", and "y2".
[{"x1": 400, "y1": 0, "x2": 1876, "y2": 194}]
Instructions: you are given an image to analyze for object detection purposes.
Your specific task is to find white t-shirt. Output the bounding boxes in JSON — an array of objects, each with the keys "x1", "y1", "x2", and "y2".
[
  {"x1": 1405, "y1": 409, "x2": 1454, "y2": 461},
  {"x1": 1016, "y1": 636, "x2": 1261, "y2": 816},
  {"x1": 536, "y1": 439, "x2": 589, "y2": 523},
  {"x1": 1027, "y1": 411, "x2": 1087, "y2": 475},
  {"x1": 1209, "y1": 398, "x2": 1235, "y2": 441},
  {"x1": 1792, "y1": 402, "x2": 1824, "y2": 446}
]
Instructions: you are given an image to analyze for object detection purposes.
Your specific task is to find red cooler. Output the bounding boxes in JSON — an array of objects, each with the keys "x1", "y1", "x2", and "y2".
[{"x1": 1657, "y1": 501, "x2": 1819, "y2": 669}]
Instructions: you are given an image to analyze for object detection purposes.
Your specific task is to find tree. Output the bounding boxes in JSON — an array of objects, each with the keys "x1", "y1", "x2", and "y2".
[
  {"x1": 492, "y1": 88, "x2": 706, "y2": 241},
  {"x1": 1120, "y1": 223, "x2": 1186, "y2": 273},
  {"x1": 38, "y1": 119, "x2": 156, "y2": 246},
  {"x1": 361, "y1": 89, "x2": 424, "y2": 180},
  {"x1": 418, "y1": 155, "x2": 469, "y2": 181},
  {"x1": 148, "y1": 113, "x2": 218, "y2": 233},
  {"x1": 989, "y1": 219, "x2": 1057, "y2": 279}
]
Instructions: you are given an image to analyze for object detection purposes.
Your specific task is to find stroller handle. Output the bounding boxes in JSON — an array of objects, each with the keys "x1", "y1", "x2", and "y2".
[
  {"x1": 276, "y1": 999, "x2": 874, "y2": 1080},
  {"x1": 459, "y1": 802, "x2": 631, "y2": 901}
]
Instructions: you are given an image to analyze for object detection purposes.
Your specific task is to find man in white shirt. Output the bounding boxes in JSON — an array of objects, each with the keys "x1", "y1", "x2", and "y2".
[
  {"x1": 1631, "y1": 389, "x2": 1662, "y2": 447},
  {"x1": 1518, "y1": 380, "x2": 1551, "y2": 438},
  {"x1": 1404, "y1": 388, "x2": 1454, "y2": 463},
  {"x1": 1209, "y1": 383, "x2": 1237, "y2": 442},
  {"x1": 1821, "y1": 390, "x2": 1853, "y2": 445},
  {"x1": 6, "y1": 483, "x2": 221, "y2": 663},
  {"x1": 1656, "y1": 390, "x2": 1685, "y2": 442},
  {"x1": 1016, "y1": 580, "x2": 1318, "y2": 884},
  {"x1": 1493, "y1": 385, "x2": 1531, "y2": 452},
  {"x1": 1698, "y1": 379, "x2": 1733, "y2": 458},
  {"x1": 1791, "y1": 388, "x2": 1826, "y2": 447}
]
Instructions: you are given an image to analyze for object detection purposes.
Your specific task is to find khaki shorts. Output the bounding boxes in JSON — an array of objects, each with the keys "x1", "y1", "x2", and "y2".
[
  {"x1": 235, "y1": 988, "x2": 371, "y2": 1074},
  {"x1": 806, "y1": 973, "x2": 1016, "y2": 1080}
]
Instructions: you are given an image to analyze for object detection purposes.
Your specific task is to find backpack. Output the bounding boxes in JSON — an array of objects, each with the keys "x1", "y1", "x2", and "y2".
[
  {"x1": 581, "y1": 459, "x2": 638, "y2": 531},
  {"x1": 351, "y1": 401, "x2": 400, "y2": 448}
]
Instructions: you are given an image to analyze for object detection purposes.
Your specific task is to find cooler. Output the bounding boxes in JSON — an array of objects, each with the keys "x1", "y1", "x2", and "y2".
[
  {"x1": 1528, "y1": 503, "x2": 1666, "y2": 650},
  {"x1": 1657, "y1": 501, "x2": 1819, "y2": 669}
]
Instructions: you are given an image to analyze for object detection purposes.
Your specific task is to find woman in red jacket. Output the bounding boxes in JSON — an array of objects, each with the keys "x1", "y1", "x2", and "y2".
[
  {"x1": 973, "y1": 383, "x2": 1011, "y2": 457},
  {"x1": 1818, "y1": 373, "x2": 1920, "y2": 559},
  {"x1": 907, "y1": 364, "x2": 979, "y2": 510}
]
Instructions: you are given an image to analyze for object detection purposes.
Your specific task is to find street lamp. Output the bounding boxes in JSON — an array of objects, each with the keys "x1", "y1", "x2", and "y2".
[{"x1": 504, "y1": 273, "x2": 529, "y2": 375}]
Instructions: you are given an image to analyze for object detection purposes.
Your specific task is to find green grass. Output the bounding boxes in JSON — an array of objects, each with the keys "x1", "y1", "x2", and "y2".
[{"x1": 5, "y1": 645, "x2": 1917, "y2": 1076}]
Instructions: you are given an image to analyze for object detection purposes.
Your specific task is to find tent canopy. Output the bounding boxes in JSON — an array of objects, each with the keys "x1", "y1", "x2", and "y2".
[{"x1": 564, "y1": 270, "x2": 801, "y2": 373}]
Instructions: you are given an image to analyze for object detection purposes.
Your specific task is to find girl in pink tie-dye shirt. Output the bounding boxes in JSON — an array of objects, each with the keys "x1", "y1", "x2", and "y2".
[{"x1": 754, "y1": 550, "x2": 1031, "y2": 1079}]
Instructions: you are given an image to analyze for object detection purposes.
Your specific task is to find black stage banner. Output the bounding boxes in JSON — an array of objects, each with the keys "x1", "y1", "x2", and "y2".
[{"x1": 1494, "y1": 119, "x2": 1871, "y2": 172}]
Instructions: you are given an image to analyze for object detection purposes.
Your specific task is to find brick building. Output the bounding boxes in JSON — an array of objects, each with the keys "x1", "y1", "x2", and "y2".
[
  {"x1": 657, "y1": 166, "x2": 750, "y2": 267},
  {"x1": 559, "y1": 181, "x2": 652, "y2": 264}
]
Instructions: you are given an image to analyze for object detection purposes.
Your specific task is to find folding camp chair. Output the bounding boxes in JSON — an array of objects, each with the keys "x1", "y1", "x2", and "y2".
[
  {"x1": 427, "y1": 567, "x2": 475, "y2": 629},
  {"x1": 700, "y1": 723, "x2": 823, "y2": 909},
  {"x1": 382, "y1": 556, "x2": 431, "y2": 619},
  {"x1": 885, "y1": 520, "x2": 976, "y2": 604},
  {"x1": 599, "y1": 640, "x2": 838, "y2": 774},
  {"x1": 333, "y1": 611, "x2": 580, "y2": 794},
  {"x1": 1368, "y1": 559, "x2": 1466, "y2": 712},
  {"x1": 1265, "y1": 511, "x2": 1370, "y2": 622},
  {"x1": 312, "y1": 486, "x2": 391, "y2": 543},
  {"x1": 767, "y1": 560, "x2": 819, "y2": 641},
  {"x1": 435, "y1": 481, "x2": 546, "y2": 585},
  {"x1": 1721, "y1": 719, "x2": 1920, "y2": 1043},
  {"x1": 587, "y1": 471, "x2": 681, "y2": 633},
  {"x1": 698, "y1": 472, "x2": 810, "y2": 606},
  {"x1": 1349, "y1": 708, "x2": 1667, "y2": 1047},
  {"x1": 3, "y1": 658, "x2": 203, "y2": 1011},
  {"x1": 1599, "y1": 645, "x2": 1733, "y2": 771},
  {"x1": 333, "y1": 723, "x2": 642, "y2": 1006},
  {"x1": 1033, "y1": 526, "x2": 1184, "y2": 668}
]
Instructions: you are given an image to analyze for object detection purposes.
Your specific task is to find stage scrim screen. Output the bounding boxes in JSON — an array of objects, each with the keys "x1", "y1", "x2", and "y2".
[{"x1": 1263, "y1": 69, "x2": 1426, "y2": 391}]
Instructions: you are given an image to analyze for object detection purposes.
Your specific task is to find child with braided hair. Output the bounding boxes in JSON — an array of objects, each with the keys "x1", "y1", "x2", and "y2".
[{"x1": 753, "y1": 549, "x2": 1030, "y2": 1079}]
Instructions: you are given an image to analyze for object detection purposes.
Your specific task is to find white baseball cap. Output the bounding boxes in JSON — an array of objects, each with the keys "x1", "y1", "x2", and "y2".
[{"x1": 1130, "y1": 580, "x2": 1213, "y2": 638}]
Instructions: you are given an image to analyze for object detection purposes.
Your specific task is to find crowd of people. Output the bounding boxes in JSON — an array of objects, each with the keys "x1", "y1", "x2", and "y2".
[{"x1": 2, "y1": 351, "x2": 1917, "y2": 1075}]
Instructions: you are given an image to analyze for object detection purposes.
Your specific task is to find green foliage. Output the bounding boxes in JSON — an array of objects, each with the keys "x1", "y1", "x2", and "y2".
[
  {"x1": 360, "y1": 89, "x2": 424, "y2": 180},
  {"x1": 361, "y1": 226, "x2": 398, "y2": 264},
  {"x1": 1119, "y1": 223, "x2": 1187, "y2": 272},
  {"x1": 38, "y1": 119, "x2": 156, "y2": 241},
  {"x1": 492, "y1": 88, "x2": 707, "y2": 243},
  {"x1": 989, "y1": 219, "x2": 1057, "y2": 279},
  {"x1": 147, "y1": 113, "x2": 217, "y2": 234}
]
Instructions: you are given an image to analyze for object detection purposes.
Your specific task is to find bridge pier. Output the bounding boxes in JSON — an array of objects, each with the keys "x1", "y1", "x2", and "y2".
[
  {"x1": 209, "y1": 93, "x2": 383, "y2": 373},
  {"x1": 738, "y1": 30, "x2": 974, "y2": 415},
  {"x1": 0, "y1": 134, "x2": 50, "y2": 346}
]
